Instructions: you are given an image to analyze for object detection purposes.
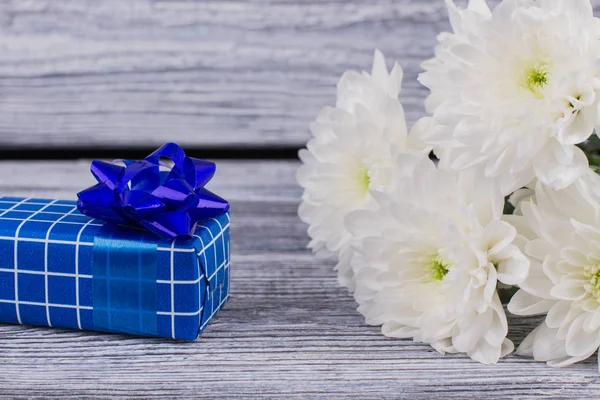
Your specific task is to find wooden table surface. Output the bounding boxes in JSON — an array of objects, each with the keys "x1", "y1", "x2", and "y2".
[
  {"x1": 0, "y1": 161, "x2": 597, "y2": 399},
  {"x1": 2, "y1": 0, "x2": 600, "y2": 398}
]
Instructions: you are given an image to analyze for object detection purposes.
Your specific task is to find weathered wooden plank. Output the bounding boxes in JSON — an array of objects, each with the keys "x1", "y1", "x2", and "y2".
[
  {"x1": 0, "y1": 160, "x2": 306, "y2": 254},
  {"x1": 0, "y1": 0, "x2": 455, "y2": 148},
  {"x1": 0, "y1": 160, "x2": 302, "y2": 202},
  {"x1": 0, "y1": 160, "x2": 599, "y2": 399}
]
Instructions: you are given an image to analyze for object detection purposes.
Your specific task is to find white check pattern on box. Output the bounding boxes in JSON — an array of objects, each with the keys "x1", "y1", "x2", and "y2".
[{"x1": 0, "y1": 197, "x2": 230, "y2": 340}]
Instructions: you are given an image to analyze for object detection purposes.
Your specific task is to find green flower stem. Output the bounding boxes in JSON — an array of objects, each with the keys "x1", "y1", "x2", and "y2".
[
  {"x1": 580, "y1": 139, "x2": 600, "y2": 174},
  {"x1": 580, "y1": 137, "x2": 600, "y2": 162},
  {"x1": 588, "y1": 152, "x2": 600, "y2": 173},
  {"x1": 581, "y1": 135, "x2": 600, "y2": 151}
]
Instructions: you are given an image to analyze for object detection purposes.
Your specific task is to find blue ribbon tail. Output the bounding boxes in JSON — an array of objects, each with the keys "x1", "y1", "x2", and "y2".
[{"x1": 92, "y1": 224, "x2": 159, "y2": 337}]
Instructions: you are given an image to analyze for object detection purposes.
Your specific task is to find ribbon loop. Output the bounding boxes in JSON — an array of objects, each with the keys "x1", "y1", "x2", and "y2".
[{"x1": 77, "y1": 142, "x2": 229, "y2": 240}]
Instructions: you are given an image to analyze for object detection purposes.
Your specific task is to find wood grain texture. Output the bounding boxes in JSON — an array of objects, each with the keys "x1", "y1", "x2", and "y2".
[
  {"x1": 0, "y1": 0, "x2": 457, "y2": 148},
  {"x1": 0, "y1": 160, "x2": 599, "y2": 399}
]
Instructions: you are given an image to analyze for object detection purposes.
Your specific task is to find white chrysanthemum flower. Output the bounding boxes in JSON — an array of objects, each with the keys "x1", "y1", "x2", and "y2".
[
  {"x1": 506, "y1": 170, "x2": 600, "y2": 368},
  {"x1": 508, "y1": 180, "x2": 536, "y2": 215},
  {"x1": 346, "y1": 154, "x2": 529, "y2": 364},
  {"x1": 297, "y1": 50, "x2": 429, "y2": 290},
  {"x1": 419, "y1": 0, "x2": 600, "y2": 194}
]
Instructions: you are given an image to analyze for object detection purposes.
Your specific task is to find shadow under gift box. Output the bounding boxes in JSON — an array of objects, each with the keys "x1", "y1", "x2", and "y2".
[{"x1": 0, "y1": 196, "x2": 230, "y2": 340}]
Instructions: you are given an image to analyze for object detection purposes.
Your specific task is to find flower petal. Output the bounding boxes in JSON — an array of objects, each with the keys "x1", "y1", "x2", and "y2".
[
  {"x1": 508, "y1": 290, "x2": 554, "y2": 316},
  {"x1": 565, "y1": 314, "x2": 600, "y2": 357}
]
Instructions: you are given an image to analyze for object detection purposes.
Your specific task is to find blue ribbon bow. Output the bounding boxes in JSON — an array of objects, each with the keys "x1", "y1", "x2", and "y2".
[{"x1": 77, "y1": 142, "x2": 229, "y2": 240}]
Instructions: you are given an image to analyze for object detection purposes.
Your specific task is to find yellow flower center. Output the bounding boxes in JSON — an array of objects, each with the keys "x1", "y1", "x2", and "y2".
[
  {"x1": 527, "y1": 69, "x2": 548, "y2": 90},
  {"x1": 521, "y1": 61, "x2": 551, "y2": 97},
  {"x1": 427, "y1": 255, "x2": 451, "y2": 282},
  {"x1": 584, "y1": 265, "x2": 600, "y2": 301},
  {"x1": 356, "y1": 163, "x2": 370, "y2": 196}
]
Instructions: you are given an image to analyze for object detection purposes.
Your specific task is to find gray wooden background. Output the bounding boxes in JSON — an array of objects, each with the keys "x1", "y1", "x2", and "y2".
[
  {"x1": 0, "y1": 0, "x2": 458, "y2": 148},
  {"x1": 2, "y1": 0, "x2": 600, "y2": 399}
]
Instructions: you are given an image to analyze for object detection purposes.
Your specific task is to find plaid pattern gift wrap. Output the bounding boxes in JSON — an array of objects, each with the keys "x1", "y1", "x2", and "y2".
[{"x1": 0, "y1": 196, "x2": 230, "y2": 340}]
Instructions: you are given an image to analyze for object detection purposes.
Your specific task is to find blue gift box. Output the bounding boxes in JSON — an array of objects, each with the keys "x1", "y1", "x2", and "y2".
[{"x1": 0, "y1": 196, "x2": 230, "y2": 340}]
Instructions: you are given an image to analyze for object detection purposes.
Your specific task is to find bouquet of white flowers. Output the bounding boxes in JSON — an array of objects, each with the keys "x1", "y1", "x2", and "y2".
[{"x1": 298, "y1": 0, "x2": 600, "y2": 369}]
